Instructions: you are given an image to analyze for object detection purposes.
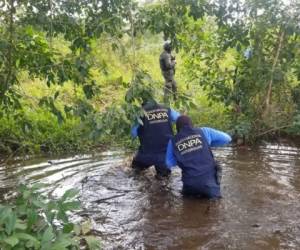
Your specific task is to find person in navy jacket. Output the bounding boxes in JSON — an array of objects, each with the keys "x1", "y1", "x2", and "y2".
[
  {"x1": 131, "y1": 99, "x2": 180, "y2": 178},
  {"x1": 165, "y1": 115, "x2": 231, "y2": 198}
]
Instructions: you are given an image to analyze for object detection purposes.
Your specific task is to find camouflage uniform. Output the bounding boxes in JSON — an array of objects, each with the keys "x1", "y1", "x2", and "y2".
[{"x1": 159, "y1": 49, "x2": 177, "y2": 102}]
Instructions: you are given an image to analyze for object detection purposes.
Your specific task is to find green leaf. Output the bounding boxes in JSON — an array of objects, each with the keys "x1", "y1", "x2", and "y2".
[
  {"x1": 61, "y1": 189, "x2": 79, "y2": 201},
  {"x1": 62, "y1": 201, "x2": 80, "y2": 211},
  {"x1": 54, "y1": 91, "x2": 60, "y2": 100},
  {"x1": 73, "y1": 225, "x2": 81, "y2": 236},
  {"x1": 42, "y1": 226, "x2": 54, "y2": 244},
  {"x1": 5, "y1": 212, "x2": 16, "y2": 235},
  {"x1": 50, "y1": 235, "x2": 75, "y2": 250},
  {"x1": 15, "y1": 233, "x2": 40, "y2": 249},
  {"x1": 83, "y1": 84, "x2": 95, "y2": 99},
  {"x1": 189, "y1": 101, "x2": 198, "y2": 109},
  {"x1": 84, "y1": 236, "x2": 101, "y2": 250},
  {"x1": 57, "y1": 210, "x2": 68, "y2": 223},
  {"x1": 62, "y1": 223, "x2": 74, "y2": 234},
  {"x1": 32, "y1": 199, "x2": 46, "y2": 208},
  {"x1": 27, "y1": 210, "x2": 38, "y2": 229},
  {"x1": 0, "y1": 207, "x2": 11, "y2": 224},
  {"x1": 4, "y1": 235, "x2": 19, "y2": 247},
  {"x1": 23, "y1": 190, "x2": 31, "y2": 199},
  {"x1": 15, "y1": 219, "x2": 27, "y2": 230},
  {"x1": 46, "y1": 201, "x2": 57, "y2": 211},
  {"x1": 16, "y1": 59, "x2": 20, "y2": 67}
]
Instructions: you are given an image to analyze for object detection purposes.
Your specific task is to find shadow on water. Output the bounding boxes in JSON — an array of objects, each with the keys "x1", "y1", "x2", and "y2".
[{"x1": 1, "y1": 143, "x2": 300, "y2": 249}]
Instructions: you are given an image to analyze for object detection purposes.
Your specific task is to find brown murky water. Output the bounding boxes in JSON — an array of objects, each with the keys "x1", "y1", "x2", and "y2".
[{"x1": 1, "y1": 143, "x2": 300, "y2": 249}]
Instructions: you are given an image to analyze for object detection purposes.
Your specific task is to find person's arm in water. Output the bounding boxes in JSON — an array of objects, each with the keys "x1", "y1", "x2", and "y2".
[
  {"x1": 200, "y1": 127, "x2": 232, "y2": 147},
  {"x1": 165, "y1": 139, "x2": 177, "y2": 169},
  {"x1": 131, "y1": 109, "x2": 180, "y2": 139}
]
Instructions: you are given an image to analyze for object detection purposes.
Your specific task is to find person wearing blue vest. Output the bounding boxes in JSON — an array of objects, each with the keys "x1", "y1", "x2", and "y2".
[
  {"x1": 165, "y1": 115, "x2": 231, "y2": 198},
  {"x1": 131, "y1": 99, "x2": 180, "y2": 178}
]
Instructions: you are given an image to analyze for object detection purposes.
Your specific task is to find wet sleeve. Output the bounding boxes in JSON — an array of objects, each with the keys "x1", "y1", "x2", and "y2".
[
  {"x1": 170, "y1": 109, "x2": 180, "y2": 123},
  {"x1": 131, "y1": 124, "x2": 139, "y2": 138},
  {"x1": 201, "y1": 127, "x2": 232, "y2": 147},
  {"x1": 165, "y1": 140, "x2": 177, "y2": 169}
]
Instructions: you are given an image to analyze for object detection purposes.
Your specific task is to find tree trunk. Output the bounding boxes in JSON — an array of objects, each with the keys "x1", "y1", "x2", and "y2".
[
  {"x1": 264, "y1": 29, "x2": 285, "y2": 115},
  {"x1": 3, "y1": 0, "x2": 15, "y2": 98}
]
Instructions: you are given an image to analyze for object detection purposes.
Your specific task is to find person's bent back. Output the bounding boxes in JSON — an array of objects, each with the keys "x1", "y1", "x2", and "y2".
[
  {"x1": 131, "y1": 99, "x2": 180, "y2": 178},
  {"x1": 165, "y1": 115, "x2": 231, "y2": 198}
]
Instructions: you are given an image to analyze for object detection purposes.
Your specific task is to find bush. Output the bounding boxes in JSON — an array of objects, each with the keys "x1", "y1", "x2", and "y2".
[
  {"x1": 0, "y1": 184, "x2": 101, "y2": 250},
  {"x1": 0, "y1": 108, "x2": 91, "y2": 155}
]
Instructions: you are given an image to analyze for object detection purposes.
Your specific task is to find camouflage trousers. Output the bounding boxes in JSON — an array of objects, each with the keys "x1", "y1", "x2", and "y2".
[{"x1": 163, "y1": 76, "x2": 177, "y2": 104}]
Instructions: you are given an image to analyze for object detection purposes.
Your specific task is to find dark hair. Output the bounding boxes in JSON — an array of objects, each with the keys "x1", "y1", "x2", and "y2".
[
  {"x1": 163, "y1": 42, "x2": 172, "y2": 52},
  {"x1": 176, "y1": 115, "x2": 193, "y2": 132}
]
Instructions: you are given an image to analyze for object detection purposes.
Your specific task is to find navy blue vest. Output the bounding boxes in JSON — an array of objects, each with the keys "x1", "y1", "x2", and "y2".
[
  {"x1": 172, "y1": 126, "x2": 216, "y2": 181},
  {"x1": 137, "y1": 103, "x2": 173, "y2": 158}
]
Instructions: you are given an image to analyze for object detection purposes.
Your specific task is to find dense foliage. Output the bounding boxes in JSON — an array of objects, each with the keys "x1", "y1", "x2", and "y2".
[
  {"x1": 0, "y1": 184, "x2": 100, "y2": 249},
  {"x1": 0, "y1": 0, "x2": 300, "y2": 155},
  {"x1": 179, "y1": 0, "x2": 300, "y2": 140}
]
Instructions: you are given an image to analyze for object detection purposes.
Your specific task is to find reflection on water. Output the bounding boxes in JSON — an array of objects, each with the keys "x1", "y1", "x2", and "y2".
[{"x1": 1, "y1": 143, "x2": 300, "y2": 249}]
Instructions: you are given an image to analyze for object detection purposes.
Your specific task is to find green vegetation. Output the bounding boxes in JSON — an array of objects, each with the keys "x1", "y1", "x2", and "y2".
[
  {"x1": 0, "y1": 184, "x2": 100, "y2": 249},
  {"x1": 0, "y1": 0, "x2": 300, "y2": 155},
  {"x1": 0, "y1": 1, "x2": 299, "y2": 247}
]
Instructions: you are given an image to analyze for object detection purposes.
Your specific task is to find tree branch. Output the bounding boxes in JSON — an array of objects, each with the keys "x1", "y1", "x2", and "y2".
[{"x1": 264, "y1": 29, "x2": 285, "y2": 112}]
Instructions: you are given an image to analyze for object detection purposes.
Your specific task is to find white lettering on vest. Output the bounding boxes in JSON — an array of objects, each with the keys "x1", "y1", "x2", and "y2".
[
  {"x1": 176, "y1": 135, "x2": 203, "y2": 154},
  {"x1": 145, "y1": 109, "x2": 169, "y2": 124},
  {"x1": 146, "y1": 112, "x2": 169, "y2": 121}
]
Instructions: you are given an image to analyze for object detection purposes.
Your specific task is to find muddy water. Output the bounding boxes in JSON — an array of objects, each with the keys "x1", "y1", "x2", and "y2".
[{"x1": 1, "y1": 143, "x2": 300, "y2": 249}]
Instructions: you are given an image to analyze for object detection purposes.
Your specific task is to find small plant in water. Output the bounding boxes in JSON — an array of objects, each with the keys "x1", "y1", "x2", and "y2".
[{"x1": 0, "y1": 183, "x2": 101, "y2": 249}]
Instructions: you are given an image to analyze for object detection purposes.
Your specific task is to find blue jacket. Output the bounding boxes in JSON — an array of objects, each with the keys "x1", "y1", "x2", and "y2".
[
  {"x1": 166, "y1": 127, "x2": 231, "y2": 176},
  {"x1": 131, "y1": 109, "x2": 180, "y2": 138},
  {"x1": 132, "y1": 103, "x2": 180, "y2": 165}
]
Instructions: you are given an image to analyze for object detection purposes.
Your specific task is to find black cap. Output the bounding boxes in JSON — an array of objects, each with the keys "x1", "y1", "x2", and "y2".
[
  {"x1": 163, "y1": 42, "x2": 172, "y2": 52},
  {"x1": 176, "y1": 115, "x2": 193, "y2": 132}
]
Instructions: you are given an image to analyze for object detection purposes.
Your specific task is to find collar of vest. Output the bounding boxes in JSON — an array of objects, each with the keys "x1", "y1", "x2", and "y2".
[
  {"x1": 178, "y1": 125, "x2": 194, "y2": 132},
  {"x1": 142, "y1": 100, "x2": 158, "y2": 109}
]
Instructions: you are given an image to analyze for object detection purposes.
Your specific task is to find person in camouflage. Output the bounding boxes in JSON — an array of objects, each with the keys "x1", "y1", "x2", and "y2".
[{"x1": 159, "y1": 42, "x2": 177, "y2": 102}]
